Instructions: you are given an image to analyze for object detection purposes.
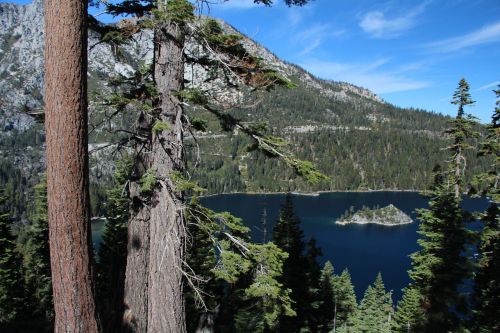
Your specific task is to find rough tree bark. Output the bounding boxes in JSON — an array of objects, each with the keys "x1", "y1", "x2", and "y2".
[
  {"x1": 44, "y1": 0, "x2": 100, "y2": 332},
  {"x1": 455, "y1": 146, "x2": 462, "y2": 199},
  {"x1": 123, "y1": 18, "x2": 186, "y2": 333}
]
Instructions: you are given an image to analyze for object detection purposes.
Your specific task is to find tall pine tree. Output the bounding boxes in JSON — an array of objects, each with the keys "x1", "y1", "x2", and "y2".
[
  {"x1": 317, "y1": 261, "x2": 336, "y2": 332},
  {"x1": 272, "y1": 193, "x2": 323, "y2": 332},
  {"x1": 96, "y1": 156, "x2": 132, "y2": 333},
  {"x1": 469, "y1": 86, "x2": 500, "y2": 333},
  {"x1": 356, "y1": 273, "x2": 393, "y2": 333},
  {"x1": 92, "y1": 1, "x2": 319, "y2": 330},
  {"x1": 316, "y1": 262, "x2": 359, "y2": 333},
  {"x1": 333, "y1": 268, "x2": 359, "y2": 332},
  {"x1": 401, "y1": 78, "x2": 478, "y2": 332},
  {"x1": 392, "y1": 285, "x2": 425, "y2": 332},
  {"x1": 272, "y1": 193, "x2": 308, "y2": 331}
]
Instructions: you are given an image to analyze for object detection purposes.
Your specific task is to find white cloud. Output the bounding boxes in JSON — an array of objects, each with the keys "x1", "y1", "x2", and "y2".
[
  {"x1": 299, "y1": 59, "x2": 430, "y2": 94},
  {"x1": 424, "y1": 22, "x2": 500, "y2": 53},
  {"x1": 476, "y1": 80, "x2": 500, "y2": 91},
  {"x1": 359, "y1": 1, "x2": 430, "y2": 38}
]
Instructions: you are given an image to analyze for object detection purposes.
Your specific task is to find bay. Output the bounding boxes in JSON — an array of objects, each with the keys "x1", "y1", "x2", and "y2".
[{"x1": 200, "y1": 191, "x2": 490, "y2": 301}]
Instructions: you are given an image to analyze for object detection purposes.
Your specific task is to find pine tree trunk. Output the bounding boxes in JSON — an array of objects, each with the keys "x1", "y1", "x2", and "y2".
[
  {"x1": 123, "y1": 19, "x2": 186, "y2": 333},
  {"x1": 455, "y1": 146, "x2": 462, "y2": 199},
  {"x1": 44, "y1": 0, "x2": 99, "y2": 332}
]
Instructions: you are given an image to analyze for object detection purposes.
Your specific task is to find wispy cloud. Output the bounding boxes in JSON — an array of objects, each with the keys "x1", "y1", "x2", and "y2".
[
  {"x1": 299, "y1": 58, "x2": 430, "y2": 94},
  {"x1": 359, "y1": 1, "x2": 431, "y2": 38},
  {"x1": 424, "y1": 22, "x2": 500, "y2": 53},
  {"x1": 476, "y1": 80, "x2": 500, "y2": 91},
  {"x1": 294, "y1": 24, "x2": 346, "y2": 56}
]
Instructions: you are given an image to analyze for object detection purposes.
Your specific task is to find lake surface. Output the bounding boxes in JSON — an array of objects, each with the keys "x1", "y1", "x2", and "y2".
[{"x1": 200, "y1": 191, "x2": 490, "y2": 301}]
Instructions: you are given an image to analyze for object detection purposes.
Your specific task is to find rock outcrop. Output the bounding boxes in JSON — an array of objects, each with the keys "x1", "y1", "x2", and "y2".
[{"x1": 336, "y1": 204, "x2": 413, "y2": 226}]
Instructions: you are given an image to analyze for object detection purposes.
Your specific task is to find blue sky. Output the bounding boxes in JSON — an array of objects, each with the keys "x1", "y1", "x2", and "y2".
[{"x1": 5, "y1": 0, "x2": 500, "y2": 122}]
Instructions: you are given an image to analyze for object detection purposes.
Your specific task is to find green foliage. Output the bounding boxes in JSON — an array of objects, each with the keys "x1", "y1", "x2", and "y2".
[
  {"x1": 401, "y1": 79, "x2": 479, "y2": 332},
  {"x1": 174, "y1": 88, "x2": 208, "y2": 106},
  {"x1": 21, "y1": 178, "x2": 53, "y2": 321},
  {"x1": 140, "y1": 169, "x2": 157, "y2": 194},
  {"x1": 393, "y1": 285, "x2": 425, "y2": 332},
  {"x1": 186, "y1": 81, "x2": 490, "y2": 194},
  {"x1": 152, "y1": 120, "x2": 171, "y2": 135},
  {"x1": 356, "y1": 273, "x2": 393, "y2": 333},
  {"x1": 473, "y1": 86, "x2": 499, "y2": 202},
  {"x1": 0, "y1": 191, "x2": 25, "y2": 323},
  {"x1": 317, "y1": 261, "x2": 336, "y2": 331},
  {"x1": 185, "y1": 199, "x2": 295, "y2": 331},
  {"x1": 272, "y1": 194, "x2": 323, "y2": 332},
  {"x1": 262, "y1": 70, "x2": 297, "y2": 89},
  {"x1": 253, "y1": 135, "x2": 329, "y2": 184},
  {"x1": 101, "y1": 29, "x2": 133, "y2": 46},
  {"x1": 212, "y1": 242, "x2": 252, "y2": 283},
  {"x1": 245, "y1": 243, "x2": 295, "y2": 326},
  {"x1": 169, "y1": 171, "x2": 206, "y2": 194},
  {"x1": 451, "y1": 78, "x2": 475, "y2": 119},
  {"x1": 163, "y1": 0, "x2": 195, "y2": 25},
  {"x1": 97, "y1": 155, "x2": 133, "y2": 332},
  {"x1": 197, "y1": 18, "x2": 297, "y2": 91},
  {"x1": 408, "y1": 190, "x2": 471, "y2": 331},
  {"x1": 469, "y1": 89, "x2": 500, "y2": 333},
  {"x1": 469, "y1": 204, "x2": 500, "y2": 333},
  {"x1": 184, "y1": 200, "x2": 220, "y2": 333},
  {"x1": 332, "y1": 269, "x2": 359, "y2": 331},
  {"x1": 190, "y1": 118, "x2": 208, "y2": 132}
]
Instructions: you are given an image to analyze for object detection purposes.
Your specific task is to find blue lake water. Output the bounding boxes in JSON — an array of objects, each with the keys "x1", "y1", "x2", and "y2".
[{"x1": 200, "y1": 191, "x2": 490, "y2": 301}]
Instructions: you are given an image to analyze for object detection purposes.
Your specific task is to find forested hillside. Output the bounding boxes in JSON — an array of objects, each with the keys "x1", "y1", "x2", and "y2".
[{"x1": 187, "y1": 79, "x2": 487, "y2": 193}]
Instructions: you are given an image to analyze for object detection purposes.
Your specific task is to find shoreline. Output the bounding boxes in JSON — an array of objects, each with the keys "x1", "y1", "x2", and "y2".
[
  {"x1": 335, "y1": 220, "x2": 414, "y2": 227},
  {"x1": 199, "y1": 189, "x2": 425, "y2": 198}
]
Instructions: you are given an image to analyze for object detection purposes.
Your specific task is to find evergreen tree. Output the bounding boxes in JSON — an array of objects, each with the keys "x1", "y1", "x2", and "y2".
[
  {"x1": 403, "y1": 79, "x2": 478, "y2": 332},
  {"x1": 470, "y1": 204, "x2": 500, "y2": 333},
  {"x1": 185, "y1": 200, "x2": 220, "y2": 333},
  {"x1": 392, "y1": 285, "x2": 425, "y2": 332},
  {"x1": 96, "y1": 156, "x2": 132, "y2": 333},
  {"x1": 272, "y1": 193, "x2": 308, "y2": 331},
  {"x1": 356, "y1": 273, "x2": 393, "y2": 333},
  {"x1": 408, "y1": 187, "x2": 471, "y2": 331},
  {"x1": 448, "y1": 78, "x2": 478, "y2": 199},
  {"x1": 272, "y1": 193, "x2": 323, "y2": 332},
  {"x1": 316, "y1": 263, "x2": 359, "y2": 333},
  {"x1": 333, "y1": 269, "x2": 359, "y2": 331},
  {"x1": 0, "y1": 191, "x2": 24, "y2": 324},
  {"x1": 182, "y1": 197, "x2": 295, "y2": 332},
  {"x1": 92, "y1": 1, "x2": 318, "y2": 330},
  {"x1": 22, "y1": 177, "x2": 53, "y2": 321},
  {"x1": 469, "y1": 86, "x2": 500, "y2": 333},
  {"x1": 317, "y1": 261, "x2": 335, "y2": 332},
  {"x1": 303, "y1": 238, "x2": 323, "y2": 331}
]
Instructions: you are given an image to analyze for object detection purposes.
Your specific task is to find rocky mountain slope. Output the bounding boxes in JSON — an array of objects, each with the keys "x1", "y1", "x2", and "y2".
[
  {"x1": 0, "y1": 0, "x2": 382, "y2": 129},
  {"x1": 0, "y1": 0, "x2": 489, "y2": 203}
]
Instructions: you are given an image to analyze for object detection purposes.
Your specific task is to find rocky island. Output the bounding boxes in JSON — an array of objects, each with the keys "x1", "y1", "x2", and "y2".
[{"x1": 336, "y1": 204, "x2": 413, "y2": 226}]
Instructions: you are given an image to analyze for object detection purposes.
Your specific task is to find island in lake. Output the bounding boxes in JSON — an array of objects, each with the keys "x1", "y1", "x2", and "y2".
[{"x1": 336, "y1": 204, "x2": 413, "y2": 226}]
